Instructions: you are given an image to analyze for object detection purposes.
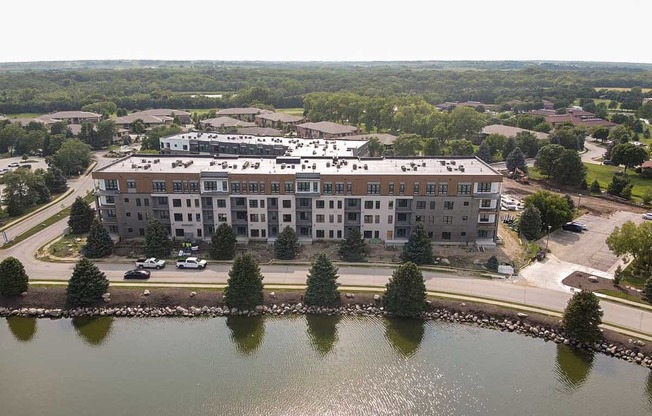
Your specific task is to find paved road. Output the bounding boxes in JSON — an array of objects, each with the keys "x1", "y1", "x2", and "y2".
[
  {"x1": 583, "y1": 140, "x2": 605, "y2": 165},
  {"x1": 490, "y1": 158, "x2": 535, "y2": 171}
]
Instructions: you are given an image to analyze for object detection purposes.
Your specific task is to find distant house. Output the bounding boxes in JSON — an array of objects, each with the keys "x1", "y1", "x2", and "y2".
[
  {"x1": 215, "y1": 107, "x2": 272, "y2": 122},
  {"x1": 44, "y1": 111, "x2": 101, "y2": 124},
  {"x1": 114, "y1": 114, "x2": 174, "y2": 131},
  {"x1": 542, "y1": 99, "x2": 554, "y2": 110},
  {"x1": 479, "y1": 125, "x2": 550, "y2": 142},
  {"x1": 337, "y1": 133, "x2": 398, "y2": 152},
  {"x1": 529, "y1": 108, "x2": 616, "y2": 128},
  {"x1": 130, "y1": 109, "x2": 192, "y2": 124},
  {"x1": 200, "y1": 116, "x2": 256, "y2": 130},
  {"x1": 9, "y1": 116, "x2": 59, "y2": 127},
  {"x1": 236, "y1": 126, "x2": 283, "y2": 136},
  {"x1": 296, "y1": 121, "x2": 361, "y2": 139},
  {"x1": 255, "y1": 112, "x2": 305, "y2": 131}
]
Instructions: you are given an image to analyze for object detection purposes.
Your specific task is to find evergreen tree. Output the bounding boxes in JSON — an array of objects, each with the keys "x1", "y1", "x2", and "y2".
[
  {"x1": 305, "y1": 253, "x2": 340, "y2": 306},
  {"x1": 66, "y1": 258, "x2": 109, "y2": 306},
  {"x1": 506, "y1": 147, "x2": 527, "y2": 173},
  {"x1": 144, "y1": 219, "x2": 171, "y2": 259},
  {"x1": 476, "y1": 142, "x2": 493, "y2": 163},
  {"x1": 338, "y1": 228, "x2": 368, "y2": 262},
  {"x1": 83, "y1": 219, "x2": 114, "y2": 258},
  {"x1": 486, "y1": 255, "x2": 499, "y2": 271},
  {"x1": 383, "y1": 262, "x2": 427, "y2": 317},
  {"x1": 589, "y1": 180, "x2": 601, "y2": 193},
  {"x1": 0, "y1": 257, "x2": 29, "y2": 295},
  {"x1": 644, "y1": 277, "x2": 652, "y2": 303},
  {"x1": 502, "y1": 137, "x2": 517, "y2": 160},
  {"x1": 562, "y1": 290, "x2": 603, "y2": 344},
  {"x1": 68, "y1": 196, "x2": 94, "y2": 234},
  {"x1": 43, "y1": 166, "x2": 68, "y2": 194},
  {"x1": 210, "y1": 223, "x2": 237, "y2": 260},
  {"x1": 401, "y1": 221, "x2": 434, "y2": 265},
  {"x1": 519, "y1": 205, "x2": 542, "y2": 240},
  {"x1": 224, "y1": 253, "x2": 264, "y2": 310},
  {"x1": 274, "y1": 226, "x2": 300, "y2": 260}
]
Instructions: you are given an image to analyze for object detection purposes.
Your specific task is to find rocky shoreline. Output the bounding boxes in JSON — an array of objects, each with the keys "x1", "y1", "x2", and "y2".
[{"x1": 2, "y1": 297, "x2": 651, "y2": 370}]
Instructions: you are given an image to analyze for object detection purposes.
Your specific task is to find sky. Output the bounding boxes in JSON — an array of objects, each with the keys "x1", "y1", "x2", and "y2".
[{"x1": 2, "y1": 0, "x2": 651, "y2": 64}]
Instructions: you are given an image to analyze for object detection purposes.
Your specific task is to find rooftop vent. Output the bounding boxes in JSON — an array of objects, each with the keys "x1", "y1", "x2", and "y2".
[
  {"x1": 401, "y1": 165, "x2": 406, "y2": 172},
  {"x1": 447, "y1": 166, "x2": 453, "y2": 171},
  {"x1": 363, "y1": 164, "x2": 368, "y2": 170},
  {"x1": 210, "y1": 161, "x2": 216, "y2": 166},
  {"x1": 353, "y1": 164, "x2": 357, "y2": 170},
  {"x1": 459, "y1": 165, "x2": 465, "y2": 172},
  {"x1": 171, "y1": 162, "x2": 177, "y2": 168},
  {"x1": 243, "y1": 161, "x2": 250, "y2": 169}
]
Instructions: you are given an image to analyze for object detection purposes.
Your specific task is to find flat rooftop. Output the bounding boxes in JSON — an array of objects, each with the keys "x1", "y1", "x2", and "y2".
[
  {"x1": 161, "y1": 131, "x2": 368, "y2": 157},
  {"x1": 98, "y1": 155, "x2": 501, "y2": 177}
]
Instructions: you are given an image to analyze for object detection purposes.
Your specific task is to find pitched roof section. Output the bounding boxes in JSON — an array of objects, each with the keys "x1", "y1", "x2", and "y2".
[
  {"x1": 45, "y1": 111, "x2": 101, "y2": 119},
  {"x1": 236, "y1": 127, "x2": 283, "y2": 136},
  {"x1": 481, "y1": 125, "x2": 550, "y2": 140},
  {"x1": 115, "y1": 114, "x2": 173, "y2": 125},
  {"x1": 134, "y1": 108, "x2": 191, "y2": 117},
  {"x1": 200, "y1": 117, "x2": 256, "y2": 128},
  {"x1": 297, "y1": 121, "x2": 359, "y2": 135},
  {"x1": 216, "y1": 107, "x2": 264, "y2": 116},
  {"x1": 255, "y1": 112, "x2": 304, "y2": 123},
  {"x1": 339, "y1": 133, "x2": 398, "y2": 145}
]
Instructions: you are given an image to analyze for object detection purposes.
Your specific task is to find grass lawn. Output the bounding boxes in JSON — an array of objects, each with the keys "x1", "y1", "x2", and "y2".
[
  {"x1": 48, "y1": 234, "x2": 85, "y2": 257},
  {"x1": 277, "y1": 108, "x2": 305, "y2": 116},
  {"x1": 3, "y1": 113, "x2": 43, "y2": 119},
  {"x1": 184, "y1": 108, "x2": 215, "y2": 116},
  {"x1": 584, "y1": 163, "x2": 652, "y2": 201},
  {"x1": 594, "y1": 87, "x2": 652, "y2": 93},
  {"x1": 595, "y1": 289, "x2": 646, "y2": 304}
]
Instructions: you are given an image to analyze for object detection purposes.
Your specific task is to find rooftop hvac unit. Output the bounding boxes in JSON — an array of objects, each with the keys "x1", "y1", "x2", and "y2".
[
  {"x1": 353, "y1": 164, "x2": 357, "y2": 170},
  {"x1": 131, "y1": 164, "x2": 138, "y2": 169},
  {"x1": 254, "y1": 162, "x2": 260, "y2": 169},
  {"x1": 221, "y1": 161, "x2": 228, "y2": 168},
  {"x1": 422, "y1": 162, "x2": 426, "y2": 167},
  {"x1": 413, "y1": 166, "x2": 418, "y2": 171},
  {"x1": 440, "y1": 160, "x2": 446, "y2": 166},
  {"x1": 312, "y1": 163, "x2": 316, "y2": 170},
  {"x1": 243, "y1": 161, "x2": 250, "y2": 169},
  {"x1": 363, "y1": 164, "x2": 368, "y2": 170},
  {"x1": 154, "y1": 159, "x2": 160, "y2": 163},
  {"x1": 171, "y1": 162, "x2": 177, "y2": 168},
  {"x1": 141, "y1": 159, "x2": 147, "y2": 163},
  {"x1": 233, "y1": 164, "x2": 237, "y2": 169},
  {"x1": 459, "y1": 166, "x2": 465, "y2": 172},
  {"x1": 451, "y1": 160, "x2": 456, "y2": 165},
  {"x1": 326, "y1": 162, "x2": 331, "y2": 167},
  {"x1": 401, "y1": 165, "x2": 406, "y2": 172},
  {"x1": 302, "y1": 164, "x2": 305, "y2": 170},
  {"x1": 210, "y1": 161, "x2": 216, "y2": 166},
  {"x1": 281, "y1": 164, "x2": 286, "y2": 169},
  {"x1": 143, "y1": 165, "x2": 151, "y2": 170},
  {"x1": 447, "y1": 166, "x2": 453, "y2": 171}
]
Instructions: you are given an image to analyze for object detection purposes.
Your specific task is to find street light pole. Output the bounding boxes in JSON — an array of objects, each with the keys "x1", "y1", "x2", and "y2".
[
  {"x1": 578, "y1": 193, "x2": 582, "y2": 211},
  {"x1": 545, "y1": 225, "x2": 552, "y2": 252}
]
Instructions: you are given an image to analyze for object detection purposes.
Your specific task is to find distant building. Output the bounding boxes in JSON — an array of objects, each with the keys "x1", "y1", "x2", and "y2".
[
  {"x1": 236, "y1": 127, "x2": 283, "y2": 137},
  {"x1": 130, "y1": 109, "x2": 192, "y2": 124},
  {"x1": 200, "y1": 117, "x2": 256, "y2": 130},
  {"x1": 435, "y1": 101, "x2": 489, "y2": 111},
  {"x1": 255, "y1": 112, "x2": 305, "y2": 131},
  {"x1": 215, "y1": 107, "x2": 272, "y2": 122},
  {"x1": 529, "y1": 108, "x2": 616, "y2": 128},
  {"x1": 114, "y1": 114, "x2": 174, "y2": 131},
  {"x1": 542, "y1": 100, "x2": 554, "y2": 110},
  {"x1": 44, "y1": 111, "x2": 101, "y2": 124},
  {"x1": 296, "y1": 121, "x2": 361, "y2": 139},
  {"x1": 479, "y1": 125, "x2": 550, "y2": 141}
]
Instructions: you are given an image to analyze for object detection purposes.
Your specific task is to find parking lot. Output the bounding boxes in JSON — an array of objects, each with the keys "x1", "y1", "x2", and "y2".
[
  {"x1": 0, "y1": 156, "x2": 49, "y2": 203},
  {"x1": 543, "y1": 211, "x2": 644, "y2": 272}
]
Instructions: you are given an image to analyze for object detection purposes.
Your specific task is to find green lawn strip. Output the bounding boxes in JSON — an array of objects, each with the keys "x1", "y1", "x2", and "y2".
[
  {"x1": 1, "y1": 193, "x2": 94, "y2": 250},
  {"x1": 2, "y1": 112, "x2": 43, "y2": 119},
  {"x1": 0, "y1": 188, "x2": 74, "y2": 232},
  {"x1": 276, "y1": 108, "x2": 304, "y2": 116},
  {"x1": 584, "y1": 163, "x2": 652, "y2": 202},
  {"x1": 596, "y1": 289, "x2": 649, "y2": 305}
]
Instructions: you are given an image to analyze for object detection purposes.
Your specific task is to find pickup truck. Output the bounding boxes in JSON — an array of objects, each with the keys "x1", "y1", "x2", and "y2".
[
  {"x1": 176, "y1": 257, "x2": 207, "y2": 269},
  {"x1": 134, "y1": 258, "x2": 166, "y2": 269}
]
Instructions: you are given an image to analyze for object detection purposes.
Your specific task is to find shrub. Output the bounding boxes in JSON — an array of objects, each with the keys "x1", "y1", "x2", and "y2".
[
  {"x1": 486, "y1": 255, "x2": 499, "y2": 271},
  {"x1": 0, "y1": 257, "x2": 29, "y2": 295},
  {"x1": 644, "y1": 277, "x2": 652, "y2": 303},
  {"x1": 589, "y1": 180, "x2": 601, "y2": 193},
  {"x1": 338, "y1": 228, "x2": 368, "y2": 262},
  {"x1": 613, "y1": 265, "x2": 622, "y2": 285}
]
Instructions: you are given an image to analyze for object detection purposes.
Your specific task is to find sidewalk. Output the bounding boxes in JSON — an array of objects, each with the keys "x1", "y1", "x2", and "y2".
[{"x1": 519, "y1": 253, "x2": 615, "y2": 292}]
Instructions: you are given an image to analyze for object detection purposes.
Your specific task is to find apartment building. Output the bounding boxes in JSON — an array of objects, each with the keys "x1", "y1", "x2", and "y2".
[{"x1": 92, "y1": 155, "x2": 502, "y2": 246}]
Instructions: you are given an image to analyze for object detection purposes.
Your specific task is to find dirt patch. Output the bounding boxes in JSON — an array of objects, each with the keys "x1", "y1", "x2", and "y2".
[{"x1": 561, "y1": 271, "x2": 645, "y2": 301}]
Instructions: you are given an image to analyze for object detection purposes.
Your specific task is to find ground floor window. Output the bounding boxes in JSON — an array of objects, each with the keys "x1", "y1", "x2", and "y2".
[
  {"x1": 364, "y1": 230, "x2": 372, "y2": 239},
  {"x1": 175, "y1": 228, "x2": 185, "y2": 237},
  {"x1": 442, "y1": 232, "x2": 451, "y2": 240},
  {"x1": 316, "y1": 230, "x2": 325, "y2": 238}
]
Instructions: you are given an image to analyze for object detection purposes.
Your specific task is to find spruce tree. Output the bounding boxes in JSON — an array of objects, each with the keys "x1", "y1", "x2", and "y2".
[
  {"x1": 305, "y1": 253, "x2": 340, "y2": 306},
  {"x1": 0, "y1": 257, "x2": 29, "y2": 295},
  {"x1": 486, "y1": 255, "x2": 499, "y2": 271},
  {"x1": 43, "y1": 166, "x2": 68, "y2": 194},
  {"x1": 589, "y1": 180, "x2": 601, "y2": 194},
  {"x1": 83, "y1": 219, "x2": 114, "y2": 258},
  {"x1": 562, "y1": 290, "x2": 603, "y2": 344},
  {"x1": 144, "y1": 219, "x2": 172, "y2": 259},
  {"x1": 66, "y1": 258, "x2": 110, "y2": 306},
  {"x1": 401, "y1": 221, "x2": 434, "y2": 265},
  {"x1": 338, "y1": 228, "x2": 368, "y2": 262},
  {"x1": 274, "y1": 226, "x2": 300, "y2": 260},
  {"x1": 68, "y1": 196, "x2": 94, "y2": 234},
  {"x1": 383, "y1": 262, "x2": 427, "y2": 317},
  {"x1": 210, "y1": 223, "x2": 237, "y2": 260},
  {"x1": 506, "y1": 147, "x2": 527, "y2": 173},
  {"x1": 519, "y1": 205, "x2": 542, "y2": 240},
  {"x1": 224, "y1": 253, "x2": 264, "y2": 310}
]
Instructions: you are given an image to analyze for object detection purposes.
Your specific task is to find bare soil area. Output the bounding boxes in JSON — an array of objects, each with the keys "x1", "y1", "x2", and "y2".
[{"x1": 562, "y1": 271, "x2": 645, "y2": 301}]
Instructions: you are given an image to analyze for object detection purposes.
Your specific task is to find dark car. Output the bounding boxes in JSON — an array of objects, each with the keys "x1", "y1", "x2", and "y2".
[
  {"x1": 602, "y1": 159, "x2": 614, "y2": 166},
  {"x1": 124, "y1": 269, "x2": 151, "y2": 279},
  {"x1": 562, "y1": 222, "x2": 583, "y2": 233}
]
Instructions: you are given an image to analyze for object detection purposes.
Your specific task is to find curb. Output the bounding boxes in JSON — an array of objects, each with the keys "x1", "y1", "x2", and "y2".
[{"x1": 0, "y1": 188, "x2": 74, "y2": 232}]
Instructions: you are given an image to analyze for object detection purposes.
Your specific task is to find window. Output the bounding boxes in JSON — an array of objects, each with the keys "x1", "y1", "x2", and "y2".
[
  {"x1": 299, "y1": 227, "x2": 311, "y2": 237},
  {"x1": 269, "y1": 198, "x2": 277, "y2": 207},
  {"x1": 413, "y1": 182, "x2": 420, "y2": 194},
  {"x1": 444, "y1": 201, "x2": 454, "y2": 210},
  {"x1": 329, "y1": 214, "x2": 334, "y2": 223},
  {"x1": 347, "y1": 183, "x2": 352, "y2": 194},
  {"x1": 337, "y1": 230, "x2": 342, "y2": 239},
  {"x1": 299, "y1": 212, "x2": 311, "y2": 221},
  {"x1": 197, "y1": 229, "x2": 202, "y2": 238},
  {"x1": 218, "y1": 214, "x2": 227, "y2": 222},
  {"x1": 388, "y1": 215, "x2": 393, "y2": 224},
  {"x1": 337, "y1": 215, "x2": 342, "y2": 223},
  {"x1": 105, "y1": 179, "x2": 118, "y2": 190},
  {"x1": 282, "y1": 200, "x2": 291, "y2": 209},
  {"x1": 481, "y1": 199, "x2": 492, "y2": 208},
  {"x1": 364, "y1": 201, "x2": 374, "y2": 209},
  {"x1": 195, "y1": 213, "x2": 201, "y2": 222},
  {"x1": 137, "y1": 213, "x2": 143, "y2": 220},
  {"x1": 316, "y1": 214, "x2": 325, "y2": 223},
  {"x1": 389, "y1": 201, "x2": 394, "y2": 209},
  {"x1": 139, "y1": 228, "x2": 145, "y2": 236},
  {"x1": 127, "y1": 180, "x2": 136, "y2": 189},
  {"x1": 397, "y1": 213, "x2": 408, "y2": 222},
  {"x1": 144, "y1": 198, "x2": 149, "y2": 207},
  {"x1": 204, "y1": 181, "x2": 218, "y2": 191},
  {"x1": 316, "y1": 230, "x2": 325, "y2": 238},
  {"x1": 428, "y1": 215, "x2": 435, "y2": 224},
  {"x1": 231, "y1": 182, "x2": 240, "y2": 193},
  {"x1": 458, "y1": 184, "x2": 471, "y2": 195},
  {"x1": 463, "y1": 201, "x2": 469, "y2": 206},
  {"x1": 250, "y1": 229, "x2": 260, "y2": 238},
  {"x1": 250, "y1": 214, "x2": 259, "y2": 222},
  {"x1": 249, "y1": 200, "x2": 258, "y2": 208},
  {"x1": 375, "y1": 215, "x2": 380, "y2": 224},
  {"x1": 284, "y1": 182, "x2": 294, "y2": 193},
  {"x1": 283, "y1": 214, "x2": 292, "y2": 222},
  {"x1": 153, "y1": 181, "x2": 166, "y2": 192},
  {"x1": 175, "y1": 229, "x2": 185, "y2": 237},
  {"x1": 236, "y1": 211, "x2": 247, "y2": 220},
  {"x1": 415, "y1": 215, "x2": 423, "y2": 222},
  {"x1": 299, "y1": 198, "x2": 310, "y2": 207},
  {"x1": 399, "y1": 183, "x2": 405, "y2": 194},
  {"x1": 337, "y1": 201, "x2": 342, "y2": 209},
  {"x1": 389, "y1": 182, "x2": 394, "y2": 194},
  {"x1": 478, "y1": 230, "x2": 489, "y2": 238},
  {"x1": 397, "y1": 199, "x2": 409, "y2": 208},
  {"x1": 172, "y1": 199, "x2": 182, "y2": 208},
  {"x1": 174, "y1": 213, "x2": 183, "y2": 221},
  {"x1": 187, "y1": 213, "x2": 192, "y2": 222},
  {"x1": 364, "y1": 231, "x2": 372, "y2": 239},
  {"x1": 335, "y1": 183, "x2": 344, "y2": 194},
  {"x1": 173, "y1": 181, "x2": 183, "y2": 193},
  {"x1": 329, "y1": 230, "x2": 334, "y2": 239},
  {"x1": 217, "y1": 199, "x2": 226, "y2": 208},
  {"x1": 442, "y1": 232, "x2": 451, "y2": 240},
  {"x1": 479, "y1": 213, "x2": 490, "y2": 222},
  {"x1": 271, "y1": 182, "x2": 280, "y2": 194},
  {"x1": 364, "y1": 215, "x2": 373, "y2": 224},
  {"x1": 439, "y1": 183, "x2": 448, "y2": 194},
  {"x1": 105, "y1": 196, "x2": 115, "y2": 204},
  {"x1": 297, "y1": 181, "x2": 310, "y2": 192},
  {"x1": 367, "y1": 183, "x2": 380, "y2": 194},
  {"x1": 430, "y1": 201, "x2": 435, "y2": 209},
  {"x1": 190, "y1": 182, "x2": 199, "y2": 193},
  {"x1": 477, "y1": 182, "x2": 492, "y2": 193},
  {"x1": 157, "y1": 197, "x2": 168, "y2": 205},
  {"x1": 236, "y1": 226, "x2": 247, "y2": 235},
  {"x1": 316, "y1": 200, "x2": 325, "y2": 209},
  {"x1": 426, "y1": 183, "x2": 436, "y2": 194},
  {"x1": 186, "y1": 199, "x2": 191, "y2": 208},
  {"x1": 416, "y1": 201, "x2": 426, "y2": 209},
  {"x1": 194, "y1": 199, "x2": 199, "y2": 208},
  {"x1": 249, "y1": 182, "x2": 258, "y2": 193},
  {"x1": 108, "y1": 225, "x2": 119, "y2": 233},
  {"x1": 443, "y1": 216, "x2": 453, "y2": 224},
  {"x1": 159, "y1": 211, "x2": 169, "y2": 219},
  {"x1": 324, "y1": 183, "x2": 332, "y2": 194},
  {"x1": 259, "y1": 182, "x2": 265, "y2": 194},
  {"x1": 203, "y1": 197, "x2": 213, "y2": 207},
  {"x1": 347, "y1": 213, "x2": 357, "y2": 221},
  {"x1": 122, "y1": 198, "x2": 129, "y2": 203}
]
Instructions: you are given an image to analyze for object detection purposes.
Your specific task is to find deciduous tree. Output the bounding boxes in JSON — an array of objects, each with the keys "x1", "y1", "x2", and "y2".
[
  {"x1": 610, "y1": 143, "x2": 648, "y2": 173},
  {"x1": 607, "y1": 221, "x2": 652, "y2": 275},
  {"x1": 524, "y1": 190, "x2": 574, "y2": 231},
  {"x1": 47, "y1": 139, "x2": 92, "y2": 176}
]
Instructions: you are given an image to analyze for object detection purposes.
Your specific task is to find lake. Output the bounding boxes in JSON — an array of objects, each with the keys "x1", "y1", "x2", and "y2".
[{"x1": 1, "y1": 316, "x2": 651, "y2": 415}]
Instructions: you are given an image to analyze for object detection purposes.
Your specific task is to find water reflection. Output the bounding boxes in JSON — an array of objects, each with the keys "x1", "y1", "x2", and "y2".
[
  {"x1": 72, "y1": 317, "x2": 114, "y2": 347},
  {"x1": 226, "y1": 316, "x2": 265, "y2": 355},
  {"x1": 306, "y1": 314, "x2": 341, "y2": 355},
  {"x1": 555, "y1": 343, "x2": 595, "y2": 392},
  {"x1": 6, "y1": 317, "x2": 37, "y2": 342},
  {"x1": 384, "y1": 317, "x2": 425, "y2": 358},
  {"x1": 646, "y1": 371, "x2": 652, "y2": 409}
]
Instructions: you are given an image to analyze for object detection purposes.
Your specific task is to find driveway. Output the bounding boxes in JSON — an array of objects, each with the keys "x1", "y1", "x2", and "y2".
[{"x1": 582, "y1": 140, "x2": 606, "y2": 164}]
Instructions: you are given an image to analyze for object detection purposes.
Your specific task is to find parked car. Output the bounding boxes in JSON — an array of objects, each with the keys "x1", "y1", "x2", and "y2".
[
  {"x1": 562, "y1": 222, "x2": 583, "y2": 233},
  {"x1": 642, "y1": 213, "x2": 652, "y2": 220},
  {"x1": 602, "y1": 160, "x2": 614, "y2": 166},
  {"x1": 134, "y1": 257, "x2": 166, "y2": 269},
  {"x1": 176, "y1": 257, "x2": 207, "y2": 269},
  {"x1": 124, "y1": 269, "x2": 151, "y2": 279},
  {"x1": 8, "y1": 162, "x2": 19, "y2": 168}
]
